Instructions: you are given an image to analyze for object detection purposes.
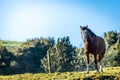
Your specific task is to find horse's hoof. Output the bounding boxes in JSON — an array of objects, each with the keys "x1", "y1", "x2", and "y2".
[
  {"x1": 85, "y1": 71, "x2": 89, "y2": 74},
  {"x1": 94, "y1": 71, "x2": 99, "y2": 74},
  {"x1": 100, "y1": 70, "x2": 103, "y2": 73},
  {"x1": 100, "y1": 70, "x2": 103, "y2": 72}
]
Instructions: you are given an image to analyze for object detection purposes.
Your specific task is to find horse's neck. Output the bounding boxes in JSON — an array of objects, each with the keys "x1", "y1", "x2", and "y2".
[
  {"x1": 84, "y1": 34, "x2": 96, "y2": 53},
  {"x1": 87, "y1": 33, "x2": 94, "y2": 43},
  {"x1": 84, "y1": 36, "x2": 92, "y2": 47}
]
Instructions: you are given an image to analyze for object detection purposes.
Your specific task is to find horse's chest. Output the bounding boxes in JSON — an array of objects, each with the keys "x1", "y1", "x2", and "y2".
[{"x1": 84, "y1": 41, "x2": 96, "y2": 53}]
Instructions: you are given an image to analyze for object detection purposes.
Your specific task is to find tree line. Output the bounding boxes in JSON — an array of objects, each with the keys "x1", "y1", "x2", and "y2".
[{"x1": 0, "y1": 31, "x2": 120, "y2": 75}]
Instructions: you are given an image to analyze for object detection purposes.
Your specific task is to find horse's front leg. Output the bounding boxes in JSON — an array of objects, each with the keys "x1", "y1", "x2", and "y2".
[{"x1": 85, "y1": 53, "x2": 89, "y2": 73}]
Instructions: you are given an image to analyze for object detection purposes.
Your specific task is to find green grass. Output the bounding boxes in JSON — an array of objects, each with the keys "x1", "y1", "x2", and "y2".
[
  {"x1": 0, "y1": 40, "x2": 22, "y2": 49},
  {"x1": 0, "y1": 67, "x2": 120, "y2": 80}
]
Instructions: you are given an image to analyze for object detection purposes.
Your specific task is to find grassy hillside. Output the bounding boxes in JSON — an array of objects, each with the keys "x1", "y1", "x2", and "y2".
[
  {"x1": 0, "y1": 40, "x2": 22, "y2": 49},
  {"x1": 0, "y1": 67, "x2": 120, "y2": 80}
]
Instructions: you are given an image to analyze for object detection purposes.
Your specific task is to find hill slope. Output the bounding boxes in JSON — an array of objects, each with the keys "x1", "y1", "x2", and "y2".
[
  {"x1": 0, "y1": 67, "x2": 120, "y2": 80},
  {"x1": 0, "y1": 40, "x2": 22, "y2": 49}
]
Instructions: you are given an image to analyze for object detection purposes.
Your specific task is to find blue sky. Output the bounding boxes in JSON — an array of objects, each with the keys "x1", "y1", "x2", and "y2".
[{"x1": 0, "y1": 0, "x2": 120, "y2": 47}]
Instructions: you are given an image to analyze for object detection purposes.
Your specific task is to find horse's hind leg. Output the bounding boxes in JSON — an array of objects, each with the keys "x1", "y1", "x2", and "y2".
[
  {"x1": 93, "y1": 54, "x2": 99, "y2": 73},
  {"x1": 98, "y1": 54, "x2": 104, "y2": 72},
  {"x1": 99, "y1": 61, "x2": 103, "y2": 72}
]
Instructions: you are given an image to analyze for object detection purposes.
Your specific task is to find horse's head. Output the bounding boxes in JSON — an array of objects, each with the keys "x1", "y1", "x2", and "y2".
[
  {"x1": 80, "y1": 25, "x2": 88, "y2": 42},
  {"x1": 80, "y1": 25, "x2": 96, "y2": 43}
]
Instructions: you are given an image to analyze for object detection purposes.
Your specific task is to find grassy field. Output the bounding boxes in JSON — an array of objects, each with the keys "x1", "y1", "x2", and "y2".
[
  {"x1": 0, "y1": 40, "x2": 22, "y2": 49},
  {"x1": 0, "y1": 67, "x2": 120, "y2": 80}
]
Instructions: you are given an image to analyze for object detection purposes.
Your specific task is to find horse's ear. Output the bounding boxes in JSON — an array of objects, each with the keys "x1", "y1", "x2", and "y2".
[
  {"x1": 86, "y1": 25, "x2": 88, "y2": 28},
  {"x1": 80, "y1": 26, "x2": 82, "y2": 29}
]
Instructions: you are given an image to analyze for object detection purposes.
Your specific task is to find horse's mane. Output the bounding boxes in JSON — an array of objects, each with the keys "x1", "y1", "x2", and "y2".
[{"x1": 87, "y1": 28, "x2": 97, "y2": 37}]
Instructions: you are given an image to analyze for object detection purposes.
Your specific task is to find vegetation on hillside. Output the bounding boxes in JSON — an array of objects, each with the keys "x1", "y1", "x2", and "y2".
[{"x1": 0, "y1": 31, "x2": 120, "y2": 75}]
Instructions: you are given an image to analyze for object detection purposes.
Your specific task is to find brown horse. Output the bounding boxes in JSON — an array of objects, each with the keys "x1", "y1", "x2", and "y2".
[{"x1": 80, "y1": 25, "x2": 106, "y2": 73}]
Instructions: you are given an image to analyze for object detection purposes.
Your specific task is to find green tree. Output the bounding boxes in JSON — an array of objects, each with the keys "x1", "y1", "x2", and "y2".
[
  {"x1": 104, "y1": 31, "x2": 117, "y2": 49},
  {"x1": 73, "y1": 48, "x2": 86, "y2": 71},
  {"x1": 41, "y1": 36, "x2": 76, "y2": 73},
  {"x1": 0, "y1": 43, "x2": 15, "y2": 74},
  {"x1": 103, "y1": 31, "x2": 120, "y2": 67},
  {"x1": 15, "y1": 37, "x2": 55, "y2": 73}
]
